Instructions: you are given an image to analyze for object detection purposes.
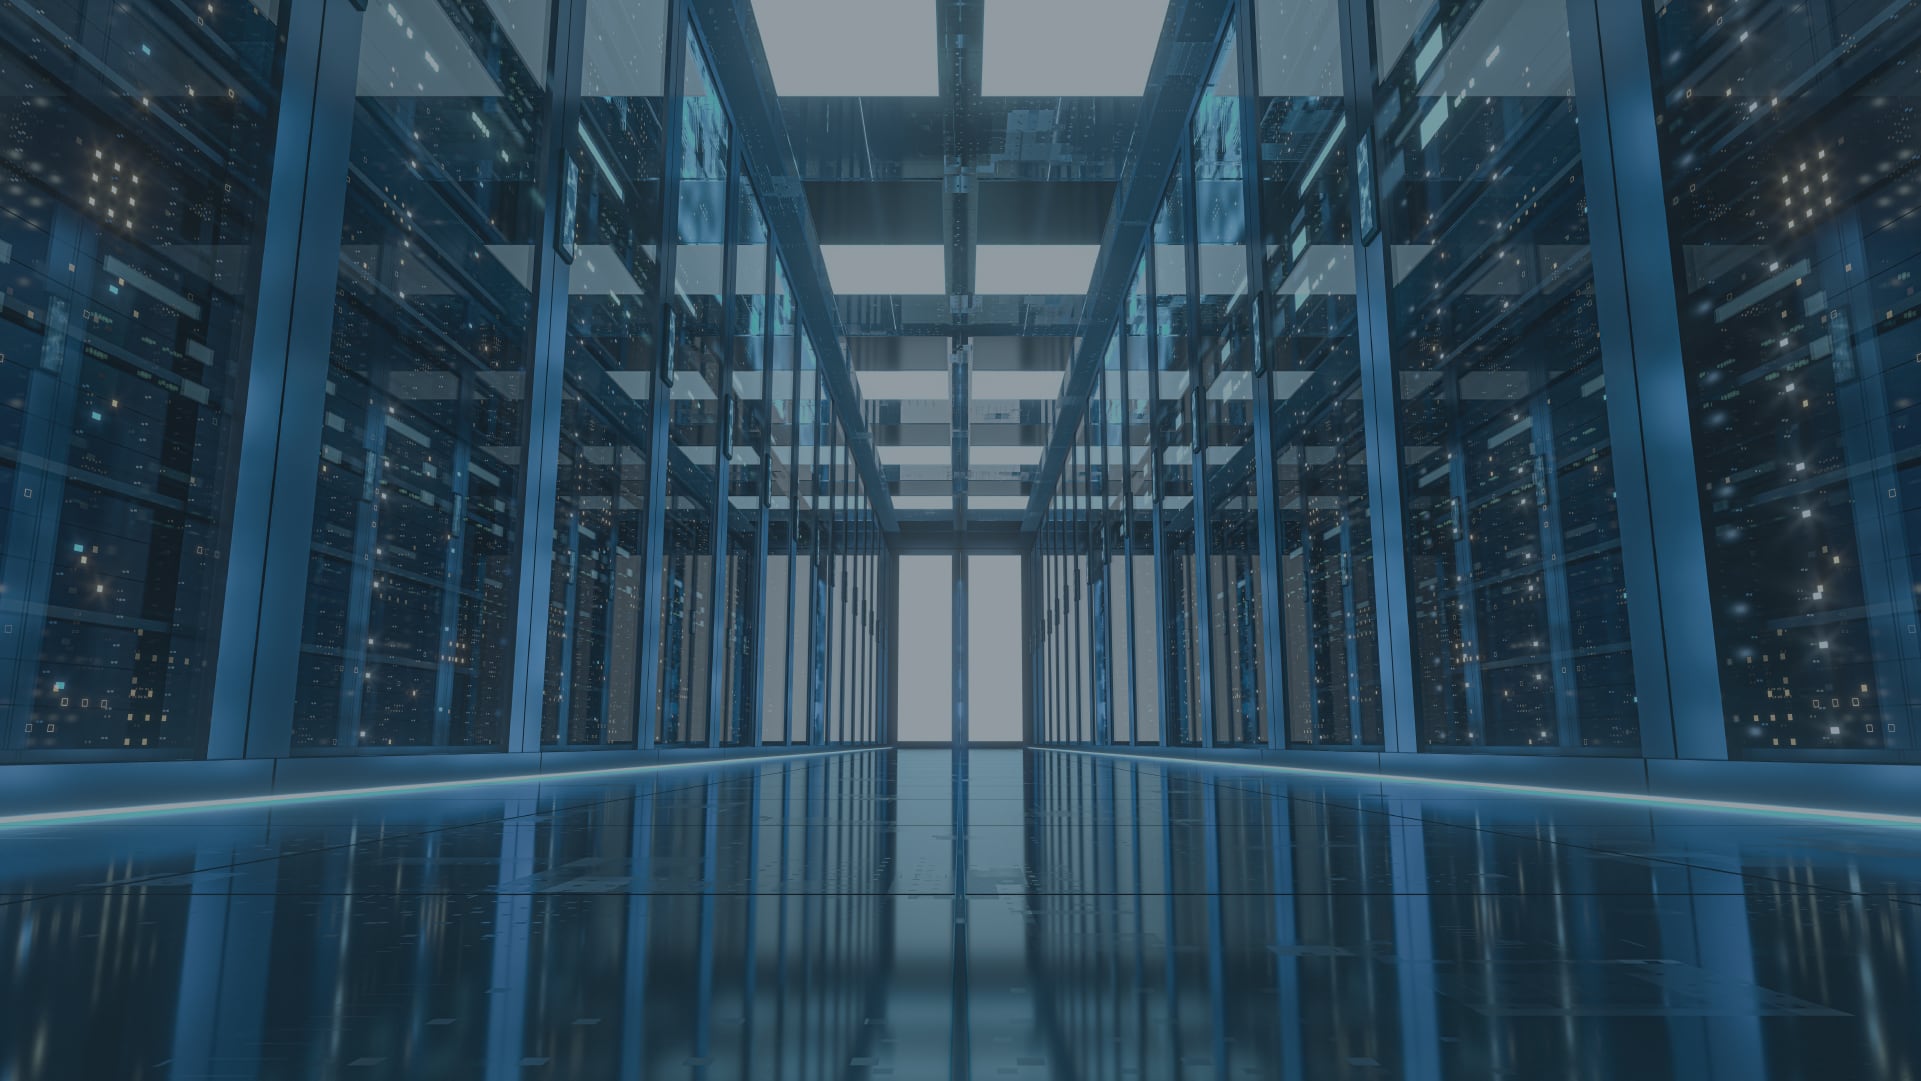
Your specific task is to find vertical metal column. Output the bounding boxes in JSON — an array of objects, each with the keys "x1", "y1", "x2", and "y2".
[
  {"x1": 1091, "y1": 377, "x2": 1114, "y2": 746},
  {"x1": 1075, "y1": 441, "x2": 1086, "y2": 743},
  {"x1": 205, "y1": 0, "x2": 363, "y2": 759},
  {"x1": 632, "y1": 0, "x2": 692, "y2": 754},
  {"x1": 806, "y1": 394, "x2": 827, "y2": 747},
  {"x1": 953, "y1": 338, "x2": 971, "y2": 758},
  {"x1": 1118, "y1": 363, "x2": 1142, "y2": 746},
  {"x1": 746, "y1": 248, "x2": 777, "y2": 747},
  {"x1": 1181, "y1": 141, "x2": 1219, "y2": 750},
  {"x1": 1235, "y1": 0, "x2": 1291, "y2": 750},
  {"x1": 882, "y1": 545, "x2": 900, "y2": 744},
  {"x1": 1337, "y1": 0, "x2": 1420, "y2": 755},
  {"x1": 1022, "y1": 544, "x2": 1038, "y2": 744},
  {"x1": 781, "y1": 358, "x2": 803, "y2": 745},
  {"x1": 1147, "y1": 250, "x2": 1175, "y2": 750},
  {"x1": 1565, "y1": 0, "x2": 1724, "y2": 759},
  {"x1": 703, "y1": 141, "x2": 744, "y2": 749},
  {"x1": 507, "y1": 0, "x2": 591, "y2": 753}
]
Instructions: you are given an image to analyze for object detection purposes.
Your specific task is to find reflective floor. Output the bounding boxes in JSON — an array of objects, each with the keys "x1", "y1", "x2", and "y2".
[{"x1": 3, "y1": 749, "x2": 1920, "y2": 1079}]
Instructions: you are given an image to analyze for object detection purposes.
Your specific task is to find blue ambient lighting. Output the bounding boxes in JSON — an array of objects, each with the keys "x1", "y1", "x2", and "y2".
[
  {"x1": 0, "y1": 747, "x2": 872, "y2": 832},
  {"x1": 1046, "y1": 747, "x2": 1921, "y2": 831}
]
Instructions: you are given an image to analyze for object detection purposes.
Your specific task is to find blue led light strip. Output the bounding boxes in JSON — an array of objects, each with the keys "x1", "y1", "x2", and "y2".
[
  {"x1": 0, "y1": 748, "x2": 873, "y2": 831},
  {"x1": 1042, "y1": 747, "x2": 1921, "y2": 830}
]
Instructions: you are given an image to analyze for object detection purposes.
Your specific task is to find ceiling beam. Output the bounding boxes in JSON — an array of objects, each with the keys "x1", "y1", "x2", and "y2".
[
  {"x1": 941, "y1": 0, "x2": 983, "y2": 536},
  {"x1": 688, "y1": 0, "x2": 901, "y2": 531},
  {"x1": 1019, "y1": 0, "x2": 1232, "y2": 531}
]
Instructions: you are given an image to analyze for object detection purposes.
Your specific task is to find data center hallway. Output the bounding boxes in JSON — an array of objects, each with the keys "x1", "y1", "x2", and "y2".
[{"x1": 4, "y1": 748, "x2": 1921, "y2": 1079}]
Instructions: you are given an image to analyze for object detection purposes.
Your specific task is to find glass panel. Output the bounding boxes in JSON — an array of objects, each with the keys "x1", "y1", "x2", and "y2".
[
  {"x1": 792, "y1": 348, "x2": 820, "y2": 743},
  {"x1": 1251, "y1": 0, "x2": 1380, "y2": 747},
  {"x1": 1208, "y1": 463, "x2": 1267, "y2": 746},
  {"x1": 540, "y1": 0, "x2": 669, "y2": 748},
  {"x1": 1279, "y1": 382, "x2": 1385, "y2": 746},
  {"x1": 1051, "y1": 517, "x2": 1066, "y2": 741},
  {"x1": 718, "y1": 182, "x2": 767, "y2": 746},
  {"x1": 1109, "y1": 548, "x2": 1132, "y2": 743},
  {"x1": 791, "y1": 550, "x2": 813, "y2": 742},
  {"x1": 654, "y1": 29, "x2": 728, "y2": 747},
  {"x1": 1075, "y1": 431, "x2": 1093, "y2": 742},
  {"x1": 1190, "y1": 30, "x2": 1269, "y2": 750},
  {"x1": 1648, "y1": 0, "x2": 1921, "y2": 759},
  {"x1": 0, "y1": 0, "x2": 285, "y2": 754},
  {"x1": 295, "y1": 0, "x2": 554, "y2": 751},
  {"x1": 1121, "y1": 263, "x2": 1158, "y2": 744},
  {"x1": 543, "y1": 395, "x2": 651, "y2": 746},
  {"x1": 1194, "y1": 26, "x2": 1258, "y2": 486},
  {"x1": 759, "y1": 550, "x2": 790, "y2": 744},
  {"x1": 1374, "y1": 0, "x2": 1637, "y2": 751},
  {"x1": 1152, "y1": 176, "x2": 1202, "y2": 745},
  {"x1": 823, "y1": 457, "x2": 835, "y2": 745},
  {"x1": 1132, "y1": 540, "x2": 1163, "y2": 744},
  {"x1": 760, "y1": 266, "x2": 798, "y2": 744},
  {"x1": 657, "y1": 477, "x2": 714, "y2": 745},
  {"x1": 1097, "y1": 339, "x2": 1128, "y2": 746},
  {"x1": 806, "y1": 393, "x2": 830, "y2": 743}
]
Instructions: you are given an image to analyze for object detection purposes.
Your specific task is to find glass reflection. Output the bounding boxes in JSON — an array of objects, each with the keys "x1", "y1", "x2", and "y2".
[
  {"x1": 655, "y1": 28, "x2": 729, "y2": 748},
  {"x1": 1647, "y1": 0, "x2": 1921, "y2": 759},
  {"x1": 1251, "y1": 0, "x2": 1387, "y2": 750},
  {"x1": 761, "y1": 263, "x2": 799, "y2": 745},
  {"x1": 718, "y1": 181, "x2": 768, "y2": 747},
  {"x1": 1277, "y1": 382, "x2": 1385, "y2": 746},
  {"x1": 295, "y1": 0, "x2": 555, "y2": 751},
  {"x1": 1373, "y1": 0, "x2": 1637, "y2": 751},
  {"x1": 540, "y1": 0, "x2": 670, "y2": 749},
  {"x1": 1153, "y1": 174, "x2": 1203, "y2": 746},
  {"x1": 6, "y1": 749, "x2": 1921, "y2": 1080},
  {"x1": 0, "y1": 0, "x2": 283, "y2": 754}
]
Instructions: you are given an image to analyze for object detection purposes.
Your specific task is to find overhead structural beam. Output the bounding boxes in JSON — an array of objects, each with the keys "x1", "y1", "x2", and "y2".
[
  {"x1": 687, "y1": 0, "x2": 900, "y2": 532},
  {"x1": 1020, "y1": 0, "x2": 1230, "y2": 532},
  {"x1": 941, "y1": 0, "x2": 982, "y2": 538}
]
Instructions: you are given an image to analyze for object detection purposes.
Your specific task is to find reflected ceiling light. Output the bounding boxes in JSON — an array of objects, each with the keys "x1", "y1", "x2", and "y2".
[
  {"x1": 974, "y1": 244, "x2": 1101, "y2": 295},
  {"x1": 750, "y1": 0, "x2": 939, "y2": 96},
  {"x1": 820, "y1": 244, "x2": 947, "y2": 295},
  {"x1": 981, "y1": 0, "x2": 1167, "y2": 96}
]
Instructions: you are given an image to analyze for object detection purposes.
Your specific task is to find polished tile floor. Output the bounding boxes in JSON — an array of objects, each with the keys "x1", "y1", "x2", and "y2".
[{"x1": 2, "y1": 748, "x2": 1919, "y2": 1079}]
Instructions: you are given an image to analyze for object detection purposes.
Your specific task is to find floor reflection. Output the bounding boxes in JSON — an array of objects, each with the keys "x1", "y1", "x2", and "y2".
[{"x1": 1, "y1": 749, "x2": 1918, "y2": 1078}]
